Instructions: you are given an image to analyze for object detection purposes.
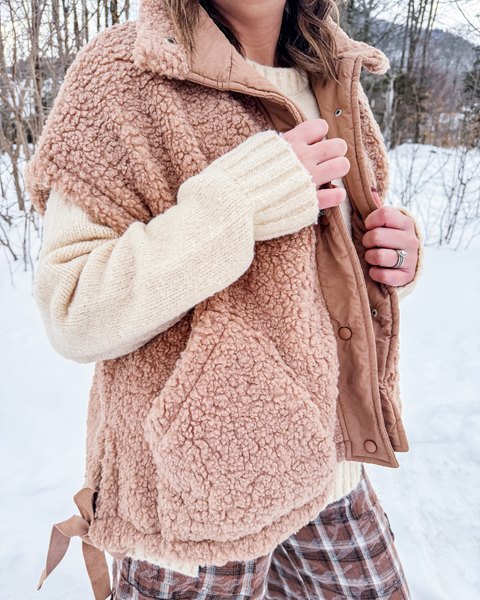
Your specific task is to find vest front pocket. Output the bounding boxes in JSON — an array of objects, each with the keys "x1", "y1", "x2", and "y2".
[{"x1": 146, "y1": 310, "x2": 335, "y2": 544}]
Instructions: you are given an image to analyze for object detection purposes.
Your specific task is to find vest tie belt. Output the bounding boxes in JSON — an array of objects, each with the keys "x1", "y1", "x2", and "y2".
[{"x1": 37, "y1": 488, "x2": 127, "y2": 600}]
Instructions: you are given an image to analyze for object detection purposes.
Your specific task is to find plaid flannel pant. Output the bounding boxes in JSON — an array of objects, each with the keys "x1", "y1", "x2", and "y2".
[{"x1": 112, "y1": 468, "x2": 411, "y2": 600}]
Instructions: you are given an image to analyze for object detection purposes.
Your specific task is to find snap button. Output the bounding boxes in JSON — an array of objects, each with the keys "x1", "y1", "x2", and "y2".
[
  {"x1": 335, "y1": 108, "x2": 342, "y2": 117},
  {"x1": 338, "y1": 327, "x2": 352, "y2": 340},
  {"x1": 364, "y1": 440, "x2": 377, "y2": 453},
  {"x1": 371, "y1": 309, "x2": 378, "y2": 318},
  {"x1": 165, "y1": 37, "x2": 177, "y2": 45}
]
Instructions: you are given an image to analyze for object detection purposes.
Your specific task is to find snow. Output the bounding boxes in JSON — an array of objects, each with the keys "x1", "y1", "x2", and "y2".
[
  {"x1": 1, "y1": 144, "x2": 480, "y2": 598},
  {"x1": 368, "y1": 244, "x2": 480, "y2": 599},
  {"x1": 387, "y1": 143, "x2": 480, "y2": 249},
  {"x1": 0, "y1": 260, "x2": 94, "y2": 598}
]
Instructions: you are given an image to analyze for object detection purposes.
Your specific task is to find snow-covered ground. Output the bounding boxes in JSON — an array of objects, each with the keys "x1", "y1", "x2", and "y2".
[{"x1": 1, "y1": 142, "x2": 480, "y2": 598}]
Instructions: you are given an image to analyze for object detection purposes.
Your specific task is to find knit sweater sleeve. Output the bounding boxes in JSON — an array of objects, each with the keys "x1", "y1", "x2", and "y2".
[{"x1": 34, "y1": 131, "x2": 319, "y2": 363}]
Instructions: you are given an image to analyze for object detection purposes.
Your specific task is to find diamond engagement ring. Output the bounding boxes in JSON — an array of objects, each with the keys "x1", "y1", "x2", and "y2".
[{"x1": 392, "y1": 249, "x2": 407, "y2": 269}]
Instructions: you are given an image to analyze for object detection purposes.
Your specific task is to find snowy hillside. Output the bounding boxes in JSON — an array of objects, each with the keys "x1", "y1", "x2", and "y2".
[{"x1": 1, "y1": 144, "x2": 479, "y2": 598}]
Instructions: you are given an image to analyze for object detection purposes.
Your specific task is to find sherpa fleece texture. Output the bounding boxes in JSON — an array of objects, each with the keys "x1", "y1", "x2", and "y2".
[
  {"x1": 34, "y1": 63, "x2": 369, "y2": 574},
  {"x1": 25, "y1": 3, "x2": 411, "y2": 568},
  {"x1": 26, "y1": 20, "x2": 340, "y2": 559}
]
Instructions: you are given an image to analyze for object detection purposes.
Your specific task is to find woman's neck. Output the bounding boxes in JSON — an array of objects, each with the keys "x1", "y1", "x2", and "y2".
[{"x1": 209, "y1": 0, "x2": 286, "y2": 67}]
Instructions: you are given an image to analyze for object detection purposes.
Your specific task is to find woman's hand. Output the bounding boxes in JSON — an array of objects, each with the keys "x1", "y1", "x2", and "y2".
[
  {"x1": 282, "y1": 119, "x2": 350, "y2": 211},
  {"x1": 363, "y1": 191, "x2": 419, "y2": 286}
]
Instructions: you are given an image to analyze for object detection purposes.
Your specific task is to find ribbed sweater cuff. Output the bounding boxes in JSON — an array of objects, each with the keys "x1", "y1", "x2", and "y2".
[{"x1": 213, "y1": 131, "x2": 319, "y2": 241}]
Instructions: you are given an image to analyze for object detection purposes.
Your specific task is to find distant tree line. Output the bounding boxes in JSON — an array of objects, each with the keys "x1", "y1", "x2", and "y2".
[
  {"x1": 0, "y1": 0, "x2": 132, "y2": 265},
  {"x1": 341, "y1": 0, "x2": 480, "y2": 149}
]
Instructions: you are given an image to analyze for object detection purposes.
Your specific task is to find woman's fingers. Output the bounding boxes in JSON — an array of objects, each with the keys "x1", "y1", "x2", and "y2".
[
  {"x1": 282, "y1": 122, "x2": 350, "y2": 191},
  {"x1": 365, "y1": 239, "x2": 417, "y2": 280},
  {"x1": 301, "y1": 119, "x2": 329, "y2": 145},
  {"x1": 362, "y1": 227, "x2": 416, "y2": 251},
  {"x1": 363, "y1": 207, "x2": 420, "y2": 286},
  {"x1": 283, "y1": 119, "x2": 329, "y2": 146},
  {"x1": 364, "y1": 206, "x2": 413, "y2": 232},
  {"x1": 310, "y1": 138, "x2": 348, "y2": 165},
  {"x1": 312, "y1": 156, "x2": 350, "y2": 189},
  {"x1": 365, "y1": 248, "x2": 407, "y2": 268},
  {"x1": 366, "y1": 247, "x2": 416, "y2": 285},
  {"x1": 317, "y1": 186, "x2": 346, "y2": 210},
  {"x1": 368, "y1": 266, "x2": 412, "y2": 287}
]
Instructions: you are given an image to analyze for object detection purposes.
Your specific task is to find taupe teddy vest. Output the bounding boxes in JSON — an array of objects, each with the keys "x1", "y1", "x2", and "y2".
[{"x1": 26, "y1": 1, "x2": 408, "y2": 572}]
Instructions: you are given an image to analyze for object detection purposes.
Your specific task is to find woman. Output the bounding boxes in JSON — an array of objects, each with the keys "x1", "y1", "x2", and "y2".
[{"x1": 26, "y1": 0, "x2": 421, "y2": 598}]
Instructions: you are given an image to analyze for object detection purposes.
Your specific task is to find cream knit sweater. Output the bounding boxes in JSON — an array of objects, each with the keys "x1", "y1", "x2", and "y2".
[
  {"x1": 35, "y1": 63, "x2": 421, "y2": 577},
  {"x1": 36, "y1": 130, "x2": 321, "y2": 364}
]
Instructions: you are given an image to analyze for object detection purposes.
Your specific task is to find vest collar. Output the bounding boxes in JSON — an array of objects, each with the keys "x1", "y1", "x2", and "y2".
[{"x1": 133, "y1": 0, "x2": 389, "y2": 87}]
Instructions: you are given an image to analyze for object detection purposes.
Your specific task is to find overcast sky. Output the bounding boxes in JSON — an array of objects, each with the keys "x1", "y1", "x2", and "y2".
[{"x1": 377, "y1": 0, "x2": 480, "y2": 44}]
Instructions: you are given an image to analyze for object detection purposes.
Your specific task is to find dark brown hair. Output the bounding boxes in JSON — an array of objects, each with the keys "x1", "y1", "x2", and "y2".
[{"x1": 162, "y1": 0, "x2": 340, "y2": 81}]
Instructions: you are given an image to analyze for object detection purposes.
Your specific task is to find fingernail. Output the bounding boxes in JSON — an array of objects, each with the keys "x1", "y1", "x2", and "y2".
[{"x1": 371, "y1": 188, "x2": 381, "y2": 208}]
